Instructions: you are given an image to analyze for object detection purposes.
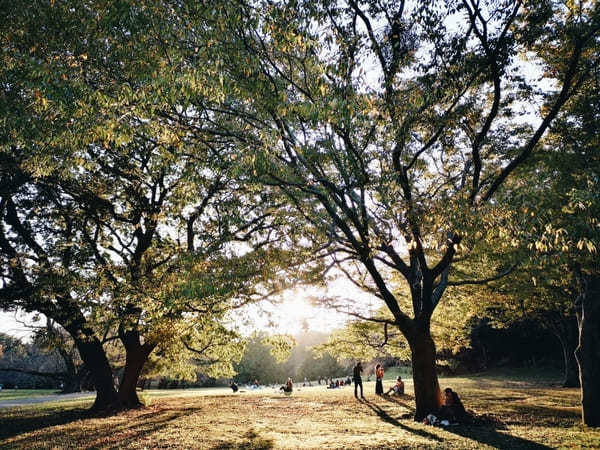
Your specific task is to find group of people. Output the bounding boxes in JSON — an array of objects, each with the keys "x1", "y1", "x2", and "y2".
[
  {"x1": 352, "y1": 361, "x2": 405, "y2": 399},
  {"x1": 326, "y1": 377, "x2": 352, "y2": 389},
  {"x1": 356, "y1": 361, "x2": 469, "y2": 425},
  {"x1": 231, "y1": 362, "x2": 469, "y2": 426}
]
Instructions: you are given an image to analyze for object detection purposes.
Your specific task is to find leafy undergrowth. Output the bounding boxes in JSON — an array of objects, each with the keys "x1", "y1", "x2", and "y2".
[{"x1": 1, "y1": 371, "x2": 598, "y2": 449}]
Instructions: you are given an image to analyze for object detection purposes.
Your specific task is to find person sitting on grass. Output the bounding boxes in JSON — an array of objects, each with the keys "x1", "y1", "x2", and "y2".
[
  {"x1": 423, "y1": 387, "x2": 469, "y2": 426},
  {"x1": 438, "y1": 388, "x2": 467, "y2": 422},
  {"x1": 279, "y1": 377, "x2": 293, "y2": 393},
  {"x1": 384, "y1": 376, "x2": 404, "y2": 396},
  {"x1": 230, "y1": 381, "x2": 239, "y2": 393}
]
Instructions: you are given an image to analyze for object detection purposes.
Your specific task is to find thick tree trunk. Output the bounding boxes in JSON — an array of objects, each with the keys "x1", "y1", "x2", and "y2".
[
  {"x1": 72, "y1": 336, "x2": 119, "y2": 410},
  {"x1": 30, "y1": 309, "x2": 118, "y2": 409},
  {"x1": 50, "y1": 305, "x2": 119, "y2": 410},
  {"x1": 407, "y1": 327, "x2": 442, "y2": 421},
  {"x1": 117, "y1": 330, "x2": 155, "y2": 409},
  {"x1": 118, "y1": 352, "x2": 147, "y2": 408},
  {"x1": 575, "y1": 273, "x2": 600, "y2": 427}
]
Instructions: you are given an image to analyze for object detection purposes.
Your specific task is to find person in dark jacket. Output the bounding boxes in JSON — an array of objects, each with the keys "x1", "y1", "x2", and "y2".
[
  {"x1": 353, "y1": 361, "x2": 364, "y2": 399},
  {"x1": 375, "y1": 364, "x2": 384, "y2": 395},
  {"x1": 437, "y1": 388, "x2": 468, "y2": 423}
]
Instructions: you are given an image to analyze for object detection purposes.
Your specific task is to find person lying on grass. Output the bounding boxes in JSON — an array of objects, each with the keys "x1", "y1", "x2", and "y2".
[
  {"x1": 279, "y1": 377, "x2": 293, "y2": 393},
  {"x1": 423, "y1": 388, "x2": 469, "y2": 426},
  {"x1": 384, "y1": 376, "x2": 405, "y2": 396}
]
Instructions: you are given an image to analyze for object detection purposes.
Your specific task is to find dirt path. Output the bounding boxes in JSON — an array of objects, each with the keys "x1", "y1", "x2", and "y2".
[{"x1": 0, "y1": 392, "x2": 94, "y2": 409}]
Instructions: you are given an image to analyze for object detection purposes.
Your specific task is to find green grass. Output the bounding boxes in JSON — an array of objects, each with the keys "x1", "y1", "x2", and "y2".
[
  {"x1": 0, "y1": 389, "x2": 59, "y2": 402},
  {"x1": 1, "y1": 369, "x2": 598, "y2": 449}
]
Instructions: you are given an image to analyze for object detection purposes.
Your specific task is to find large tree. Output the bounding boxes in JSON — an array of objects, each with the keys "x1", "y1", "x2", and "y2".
[
  {"x1": 1, "y1": 0, "x2": 314, "y2": 410},
  {"x1": 208, "y1": 0, "x2": 599, "y2": 419},
  {"x1": 541, "y1": 63, "x2": 600, "y2": 427},
  {"x1": 489, "y1": 57, "x2": 600, "y2": 424},
  {"x1": 0, "y1": 158, "x2": 121, "y2": 409}
]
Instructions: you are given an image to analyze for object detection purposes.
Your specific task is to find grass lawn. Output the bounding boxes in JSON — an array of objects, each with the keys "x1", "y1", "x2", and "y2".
[
  {"x1": 0, "y1": 369, "x2": 598, "y2": 449},
  {"x1": 0, "y1": 389, "x2": 59, "y2": 402}
]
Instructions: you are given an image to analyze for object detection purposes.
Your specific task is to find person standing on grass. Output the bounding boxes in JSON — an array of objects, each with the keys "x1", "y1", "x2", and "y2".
[
  {"x1": 353, "y1": 361, "x2": 364, "y2": 399},
  {"x1": 375, "y1": 364, "x2": 384, "y2": 395}
]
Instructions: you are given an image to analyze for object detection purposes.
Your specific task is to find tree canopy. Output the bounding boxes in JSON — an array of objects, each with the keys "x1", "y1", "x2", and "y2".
[{"x1": 1, "y1": 0, "x2": 599, "y2": 423}]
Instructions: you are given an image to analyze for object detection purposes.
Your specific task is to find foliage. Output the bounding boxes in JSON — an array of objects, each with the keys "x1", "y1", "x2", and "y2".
[
  {"x1": 1, "y1": 0, "x2": 327, "y2": 405},
  {"x1": 234, "y1": 333, "x2": 287, "y2": 384},
  {"x1": 195, "y1": 1, "x2": 600, "y2": 419},
  {"x1": 319, "y1": 293, "x2": 474, "y2": 364}
]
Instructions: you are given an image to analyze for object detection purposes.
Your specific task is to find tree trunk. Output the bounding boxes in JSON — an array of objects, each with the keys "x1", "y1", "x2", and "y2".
[
  {"x1": 50, "y1": 305, "x2": 119, "y2": 410},
  {"x1": 407, "y1": 327, "x2": 442, "y2": 421},
  {"x1": 72, "y1": 336, "x2": 119, "y2": 410},
  {"x1": 118, "y1": 351, "x2": 147, "y2": 408},
  {"x1": 117, "y1": 330, "x2": 155, "y2": 409},
  {"x1": 561, "y1": 340, "x2": 581, "y2": 388},
  {"x1": 575, "y1": 273, "x2": 600, "y2": 427},
  {"x1": 559, "y1": 316, "x2": 581, "y2": 388}
]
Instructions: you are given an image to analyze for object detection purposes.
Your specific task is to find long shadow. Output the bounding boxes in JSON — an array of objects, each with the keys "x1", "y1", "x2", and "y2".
[
  {"x1": 445, "y1": 425, "x2": 552, "y2": 450},
  {"x1": 363, "y1": 398, "x2": 552, "y2": 449},
  {"x1": 4, "y1": 405, "x2": 202, "y2": 448},
  {"x1": 211, "y1": 429, "x2": 274, "y2": 449},
  {"x1": 504, "y1": 403, "x2": 580, "y2": 426},
  {"x1": 380, "y1": 394, "x2": 415, "y2": 413},
  {"x1": 361, "y1": 399, "x2": 443, "y2": 442},
  {"x1": 0, "y1": 407, "x2": 92, "y2": 440},
  {"x1": 0, "y1": 403, "x2": 205, "y2": 442}
]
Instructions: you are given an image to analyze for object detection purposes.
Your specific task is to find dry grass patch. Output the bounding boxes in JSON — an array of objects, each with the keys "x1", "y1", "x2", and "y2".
[{"x1": 1, "y1": 371, "x2": 599, "y2": 449}]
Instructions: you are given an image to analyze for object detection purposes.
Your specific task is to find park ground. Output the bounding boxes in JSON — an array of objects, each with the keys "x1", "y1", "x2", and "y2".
[{"x1": 1, "y1": 369, "x2": 599, "y2": 449}]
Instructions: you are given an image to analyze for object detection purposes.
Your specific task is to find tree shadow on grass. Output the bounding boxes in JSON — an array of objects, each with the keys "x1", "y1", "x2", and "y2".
[
  {"x1": 380, "y1": 394, "x2": 416, "y2": 413},
  {"x1": 361, "y1": 399, "x2": 443, "y2": 442},
  {"x1": 363, "y1": 399, "x2": 551, "y2": 449},
  {"x1": 3, "y1": 405, "x2": 205, "y2": 448},
  {"x1": 0, "y1": 404, "x2": 203, "y2": 444},
  {"x1": 18, "y1": 411, "x2": 181, "y2": 448},
  {"x1": 444, "y1": 425, "x2": 552, "y2": 450},
  {"x1": 0, "y1": 407, "x2": 91, "y2": 440},
  {"x1": 211, "y1": 429, "x2": 274, "y2": 450},
  {"x1": 502, "y1": 403, "x2": 580, "y2": 427}
]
